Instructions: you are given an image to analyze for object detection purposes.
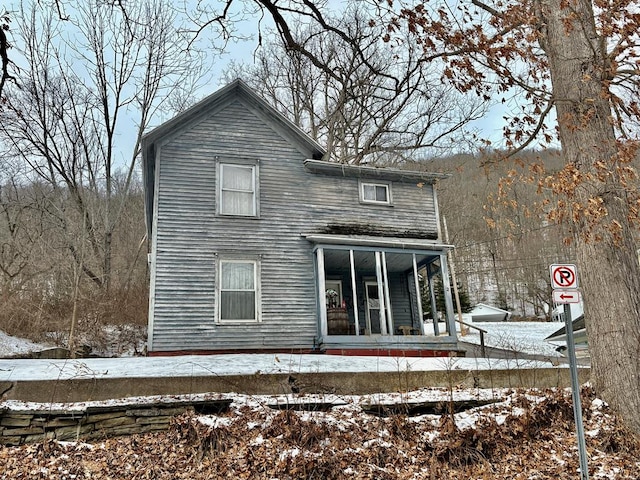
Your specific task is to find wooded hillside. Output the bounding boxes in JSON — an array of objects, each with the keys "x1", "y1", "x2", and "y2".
[
  {"x1": 0, "y1": 178, "x2": 148, "y2": 353},
  {"x1": 411, "y1": 149, "x2": 573, "y2": 319}
]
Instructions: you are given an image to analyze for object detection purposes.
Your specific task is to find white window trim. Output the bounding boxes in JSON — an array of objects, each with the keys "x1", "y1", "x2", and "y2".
[
  {"x1": 360, "y1": 180, "x2": 392, "y2": 205},
  {"x1": 218, "y1": 162, "x2": 259, "y2": 217},
  {"x1": 217, "y1": 258, "x2": 261, "y2": 324}
]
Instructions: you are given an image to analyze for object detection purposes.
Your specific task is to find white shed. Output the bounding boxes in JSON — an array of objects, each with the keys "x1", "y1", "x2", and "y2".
[{"x1": 469, "y1": 303, "x2": 511, "y2": 322}]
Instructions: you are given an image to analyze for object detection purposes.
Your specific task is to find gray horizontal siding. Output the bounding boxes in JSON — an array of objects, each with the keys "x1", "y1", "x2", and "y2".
[
  {"x1": 388, "y1": 273, "x2": 413, "y2": 330},
  {"x1": 150, "y1": 97, "x2": 439, "y2": 351}
]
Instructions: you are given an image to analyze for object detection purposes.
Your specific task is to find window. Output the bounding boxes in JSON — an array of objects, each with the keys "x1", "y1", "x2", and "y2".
[
  {"x1": 219, "y1": 163, "x2": 257, "y2": 216},
  {"x1": 361, "y1": 182, "x2": 391, "y2": 205},
  {"x1": 219, "y1": 260, "x2": 258, "y2": 322}
]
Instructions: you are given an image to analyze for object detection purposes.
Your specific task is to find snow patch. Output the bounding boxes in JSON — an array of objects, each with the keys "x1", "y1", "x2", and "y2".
[{"x1": 0, "y1": 330, "x2": 51, "y2": 357}]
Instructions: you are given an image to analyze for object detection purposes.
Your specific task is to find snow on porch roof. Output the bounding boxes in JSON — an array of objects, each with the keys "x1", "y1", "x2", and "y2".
[
  {"x1": 303, "y1": 159, "x2": 451, "y2": 184},
  {"x1": 302, "y1": 233, "x2": 454, "y2": 252}
]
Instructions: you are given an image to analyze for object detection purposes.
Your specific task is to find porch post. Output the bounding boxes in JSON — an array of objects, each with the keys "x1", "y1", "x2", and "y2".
[
  {"x1": 349, "y1": 249, "x2": 360, "y2": 336},
  {"x1": 427, "y1": 263, "x2": 440, "y2": 336},
  {"x1": 317, "y1": 247, "x2": 328, "y2": 337},
  {"x1": 412, "y1": 254, "x2": 425, "y2": 335},
  {"x1": 381, "y1": 251, "x2": 393, "y2": 335},
  {"x1": 439, "y1": 252, "x2": 457, "y2": 336},
  {"x1": 374, "y1": 251, "x2": 388, "y2": 335}
]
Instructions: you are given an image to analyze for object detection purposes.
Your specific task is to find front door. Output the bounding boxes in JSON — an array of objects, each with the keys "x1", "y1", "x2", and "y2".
[{"x1": 365, "y1": 281, "x2": 383, "y2": 334}]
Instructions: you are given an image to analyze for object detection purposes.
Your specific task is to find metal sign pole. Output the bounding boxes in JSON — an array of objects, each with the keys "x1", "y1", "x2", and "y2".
[{"x1": 563, "y1": 303, "x2": 589, "y2": 480}]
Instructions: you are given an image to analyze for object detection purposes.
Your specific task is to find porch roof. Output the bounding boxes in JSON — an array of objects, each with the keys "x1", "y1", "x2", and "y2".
[
  {"x1": 303, "y1": 159, "x2": 451, "y2": 184},
  {"x1": 301, "y1": 233, "x2": 454, "y2": 252}
]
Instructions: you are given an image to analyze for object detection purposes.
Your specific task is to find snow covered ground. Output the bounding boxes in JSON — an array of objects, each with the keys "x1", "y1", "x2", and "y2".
[
  {"x1": 1, "y1": 352, "x2": 558, "y2": 382},
  {"x1": 459, "y1": 320, "x2": 565, "y2": 357},
  {"x1": 0, "y1": 321, "x2": 569, "y2": 382},
  {"x1": 3, "y1": 386, "x2": 638, "y2": 479},
  {"x1": 0, "y1": 330, "x2": 52, "y2": 358}
]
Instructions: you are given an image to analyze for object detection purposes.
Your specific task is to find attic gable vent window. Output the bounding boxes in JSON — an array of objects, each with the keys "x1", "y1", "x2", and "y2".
[
  {"x1": 360, "y1": 181, "x2": 391, "y2": 205},
  {"x1": 219, "y1": 163, "x2": 257, "y2": 216}
]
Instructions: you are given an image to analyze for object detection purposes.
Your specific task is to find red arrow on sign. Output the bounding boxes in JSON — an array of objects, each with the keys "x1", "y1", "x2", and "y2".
[{"x1": 553, "y1": 289, "x2": 581, "y2": 304}]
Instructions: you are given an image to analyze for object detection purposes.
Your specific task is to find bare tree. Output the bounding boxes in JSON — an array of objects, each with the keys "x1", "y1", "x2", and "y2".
[
  {"x1": 222, "y1": 6, "x2": 485, "y2": 164},
  {"x1": 0, "y1": 0, "x2": 204, "y2": 292},
  {"x1": 0, "y1": 0, "x2": 208, "y2": 353},
  {"x1": 0, "y1": 179, "x2": 52, "y2": 298}
]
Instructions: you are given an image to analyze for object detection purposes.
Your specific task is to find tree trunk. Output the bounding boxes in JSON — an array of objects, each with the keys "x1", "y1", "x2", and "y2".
[{"x1": 539, "y1": 0, "x2": 640, "y2": 432}]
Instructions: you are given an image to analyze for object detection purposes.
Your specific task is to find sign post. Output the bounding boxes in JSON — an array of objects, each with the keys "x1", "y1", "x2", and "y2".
[{"x1": 550, "y1": 264, "x2": 589, "y2": 480}]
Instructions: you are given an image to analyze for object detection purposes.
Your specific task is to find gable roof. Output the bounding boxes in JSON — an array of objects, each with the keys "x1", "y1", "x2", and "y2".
[
  {"x1": 142, "y1": 79, "x2": 326, "y2": 155},
  {"x1": 141, "y1": 79, "x2": 327, "y2": 240},
  {"x1": 470, "y1": 303, "x2": 511, "y2": 321}
]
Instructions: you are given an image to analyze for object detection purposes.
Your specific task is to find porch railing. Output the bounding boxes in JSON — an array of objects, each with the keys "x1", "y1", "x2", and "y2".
[{"x1": 457, "y1": 320, "x2": 488, "y2": 357}]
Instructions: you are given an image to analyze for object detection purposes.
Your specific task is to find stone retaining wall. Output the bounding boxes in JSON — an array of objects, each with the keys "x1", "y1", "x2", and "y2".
[
  {"x1": 0, "y1": 399, "x2": 231, "y2": 446},
  {"x1": 1, "y1": 367, "x2": 591, "y2": 445}
]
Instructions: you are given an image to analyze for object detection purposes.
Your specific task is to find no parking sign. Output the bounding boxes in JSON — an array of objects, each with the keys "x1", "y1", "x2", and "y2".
[{"x1": 550, "y1": 264, "x2": 578, "y2": 289}]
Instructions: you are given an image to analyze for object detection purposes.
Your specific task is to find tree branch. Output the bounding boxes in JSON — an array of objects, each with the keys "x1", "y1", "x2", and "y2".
[
  {"x1": 471, "y1": 0, "x2": 504, "y2": 18},
  {"x1": 0, "y1": 14, "x2": 16, "y2": 98}
]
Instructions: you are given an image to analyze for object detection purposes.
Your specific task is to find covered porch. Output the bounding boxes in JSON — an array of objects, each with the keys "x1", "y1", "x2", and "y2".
[{"x1": 305, "y1": 234, "x2": 460, "y2": 355}]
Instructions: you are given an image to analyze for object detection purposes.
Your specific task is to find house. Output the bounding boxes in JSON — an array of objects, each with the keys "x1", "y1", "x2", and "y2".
[
  {"x1": 545, "y1": 314, "x2": 589, "y2": 357},
  {"x1": 551, "y1": 301, "x2": 584, "y2": 322},
  {"x1": 142, "y1": 79, "x2": 459, "y2": 356},
  {"x1": 469, "y1": 303, "x2": 511, "y2": 323}
]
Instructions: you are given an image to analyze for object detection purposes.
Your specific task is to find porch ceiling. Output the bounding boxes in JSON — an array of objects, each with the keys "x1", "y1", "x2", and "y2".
[{"x1": 323, "y1": 249, "x2": 437, "y2": 274}]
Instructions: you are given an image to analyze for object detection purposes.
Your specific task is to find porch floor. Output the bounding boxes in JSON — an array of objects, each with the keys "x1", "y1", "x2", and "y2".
[
  {"x1": 319, "y1": 334, "x2": 461, "y2": 357},
  {"x1": 323, "y1": 348, "x2": 464, "y2": 357}
]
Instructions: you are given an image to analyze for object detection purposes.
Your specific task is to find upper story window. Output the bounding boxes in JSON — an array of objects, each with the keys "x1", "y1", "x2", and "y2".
[
  {"x1": 360, "y1": 181, "x2": 391, "y2": 205},
  {"x1": 219, "y1": 163, "x2": 257, "y2": 216}
]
